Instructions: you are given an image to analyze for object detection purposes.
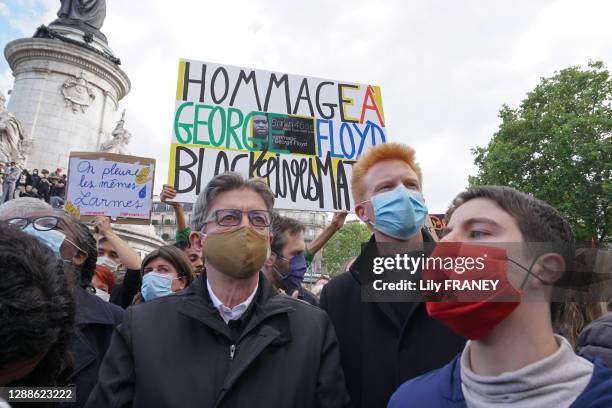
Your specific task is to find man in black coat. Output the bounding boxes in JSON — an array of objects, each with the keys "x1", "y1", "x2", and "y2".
[
  {"x1": 37, "y1": 169, "x2": 51, "y2": 202},
  {"x1": 71, "y1": 286, "x2": 123, "y2": 407},
  {"x1": 320, "y1": 142, "x2": 466, "y2": 408},
  {"x1": 86, "y1": 172, "x2": 350, "y2": 408}
]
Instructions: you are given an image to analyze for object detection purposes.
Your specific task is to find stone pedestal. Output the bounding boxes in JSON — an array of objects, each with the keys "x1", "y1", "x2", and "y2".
[
  {"x1": 112, "y1": 224, "x2": 166, "y2": 259},
  {"x1": 3, "y1": 24, "x2": 165, "y2": 245},
  {"x1": 4, "y1": 30, "x2": 130, "y2": 172}
]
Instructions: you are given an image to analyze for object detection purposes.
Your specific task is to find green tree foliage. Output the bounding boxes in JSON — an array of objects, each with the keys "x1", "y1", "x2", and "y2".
[
  {"x1": 470, "y1": 61, "x2": 611, "y2": 245},
  {"x1": 322, "y1": 222, "x2": 371, "y2": 276}
]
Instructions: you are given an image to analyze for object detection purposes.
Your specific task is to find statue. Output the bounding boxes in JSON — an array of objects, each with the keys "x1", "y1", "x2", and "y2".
[
  {"x1": 0, "y1": 92, "x2": 29, "y2": 167},
  {"x1": 99, "y1": 110, "x2": 132, "y2": 155},
  {"x1": 51, "y1": 0, "x2": 107, "y2": 42},
  {"x1": 61, "y1": 71, "x2": 96, "y2": 114}
]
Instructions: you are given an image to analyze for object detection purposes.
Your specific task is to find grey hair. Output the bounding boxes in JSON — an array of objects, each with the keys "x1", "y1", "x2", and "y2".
[
  {"x1": 0, "y1": 197, "x2": 53, "y2": 219},
  {"x1": 55, "y1": 212, "x2": 97, "y2": 288},
  {"x1": 191, "y1": 172, "x2": 275, "y2": 231},
  {"x1": 271, "y1": 214, "x2": 305, "y2": 255}
]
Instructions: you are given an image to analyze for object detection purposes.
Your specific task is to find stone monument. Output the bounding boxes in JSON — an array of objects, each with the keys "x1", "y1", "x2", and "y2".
[
  {"x1": 53, "y1": 0, "x2": 108, "y2": 43},
  {"x1": 3, "y1": 0, "x2": 130, "y2": 172},
  {"x1": 2, "y1": 1, "x2": 164, "y2": 253},
  {"x1": 99, "y1": 109, "x2": 131, "y2": 154},
  {"x1": 0, "y1": 91, "x2": 30, "y2": 167}
]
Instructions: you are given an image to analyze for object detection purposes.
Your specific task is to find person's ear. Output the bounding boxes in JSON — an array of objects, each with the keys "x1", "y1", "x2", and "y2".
[
  {"x1": 264, "y1": 252, "x2": 276, "y2": 269},
  {"x1": 189, "y1": 231, "x2": 203, "y2": 252},
  {"x1": 177, "y1": 277, "x2": 186, "y2": 291},
  {"x1": 356, "y1": 203, "x2": 372, "y2": 226},
  {"x1": 71, "y1": 250, "x2": 88, "y2": 267},
  {"x1": 530, "y1": 253, "x2": 565, "y2": 288}
]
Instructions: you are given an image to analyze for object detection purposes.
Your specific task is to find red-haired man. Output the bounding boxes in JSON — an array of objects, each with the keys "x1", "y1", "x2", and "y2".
[{"x1": 320, "y1": 142, "x2": 465, "y2": 408}]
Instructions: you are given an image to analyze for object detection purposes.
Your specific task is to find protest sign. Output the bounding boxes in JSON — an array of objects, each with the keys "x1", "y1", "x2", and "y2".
[
  {"x1": 66, "y1": 152, "x2": 155, "y2": 224},
  {"x1": 428, "y1": 214, "x2": 446, "y2": 240},
  {"x1": 167, "y1": 59, "x2": 387, "y2": 211}
]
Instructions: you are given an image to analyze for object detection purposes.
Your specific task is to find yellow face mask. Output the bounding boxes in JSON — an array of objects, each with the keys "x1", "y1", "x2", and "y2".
[{"x1": 202, "y1": 226, "x2": 269, "y2": 279}]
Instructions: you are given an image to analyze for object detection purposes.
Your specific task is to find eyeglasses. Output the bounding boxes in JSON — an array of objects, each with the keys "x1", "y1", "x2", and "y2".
[
  {"x1": 6, "y1": 216, "x2": 86, "y2": 254},
  {"x1": 205, "y1": 209, "x2": 271, "y2": 228},
  {"x1": 6, "y1": 216, "x2": 63, "y2": 231}
]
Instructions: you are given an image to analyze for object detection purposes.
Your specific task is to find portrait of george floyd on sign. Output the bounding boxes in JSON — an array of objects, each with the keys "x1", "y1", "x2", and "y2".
[
  {"x1": 65, "y1": 152, "x2": 156, "y2": 225},
  {"x1": 167, "y1": 59, "x2": 387, "y2": 211}
]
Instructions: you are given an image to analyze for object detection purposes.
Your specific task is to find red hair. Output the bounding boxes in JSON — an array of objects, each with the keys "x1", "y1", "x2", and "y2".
[
  {"x1": 351, "y1": 142, "x2": 422, "y2": 203},
  {"x1": 95, "y1": 264, "x2": 115, "y2": 292}
]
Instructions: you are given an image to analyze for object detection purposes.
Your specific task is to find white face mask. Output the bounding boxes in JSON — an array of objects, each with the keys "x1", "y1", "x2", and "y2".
[
  {"x1": 97, "y1": 256, "x2": 119, "y2": 272},
  {"x1": 94, "y1": 287, "x2": 110, "y2": 302}
]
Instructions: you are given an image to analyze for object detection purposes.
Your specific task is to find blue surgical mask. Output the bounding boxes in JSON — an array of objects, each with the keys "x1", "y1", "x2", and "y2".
[
  {"x1": 369, "y1": 184, "x2": 428, "y2": 240},
  {"x1": 23, "y1": 224, "x2": 66, "y2": 256},
  {"x1": 279, "y1": 255, "x2": 308, "y2": 294},
  {"x1": 141, "y1": 272, "x2": 174, "y2": 302}
]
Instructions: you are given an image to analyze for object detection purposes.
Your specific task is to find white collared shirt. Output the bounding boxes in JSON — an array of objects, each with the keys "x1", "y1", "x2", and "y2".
[{"x1": 206, "y1": 279, "x2": 258, "y2": 324}]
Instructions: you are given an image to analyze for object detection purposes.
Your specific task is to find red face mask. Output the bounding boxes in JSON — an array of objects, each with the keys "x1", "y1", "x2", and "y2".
[{"x1": 423, "y1": 242, "x2": 522, "y2": 340}]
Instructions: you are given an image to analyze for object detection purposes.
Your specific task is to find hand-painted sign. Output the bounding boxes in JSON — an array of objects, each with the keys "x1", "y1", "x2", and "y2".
[
  {"x1": 167, "y1": 59, "x2": 386, "y2": 211},
  {"x1": 66, "y1": 152, "x2": 155, "y2": 224}
]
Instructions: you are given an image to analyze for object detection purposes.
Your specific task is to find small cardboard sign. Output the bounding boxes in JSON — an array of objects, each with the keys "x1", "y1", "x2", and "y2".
[{"x1": 66, "y1": 152, "x2": 156, "y2": 224}]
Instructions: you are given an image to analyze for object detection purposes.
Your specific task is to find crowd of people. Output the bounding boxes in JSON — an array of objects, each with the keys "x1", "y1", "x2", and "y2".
[
  {"x1": 0, "y1": 162, "x2": 66, "y2": 207},
  {"x1": 1, "y1": 142, "x2": 611, "y2": 407}
]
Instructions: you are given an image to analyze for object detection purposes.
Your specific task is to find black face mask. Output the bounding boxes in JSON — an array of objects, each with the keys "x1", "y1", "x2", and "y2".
[{"x1": 506, "y1": 256, "x2": 547, "y2": 289}]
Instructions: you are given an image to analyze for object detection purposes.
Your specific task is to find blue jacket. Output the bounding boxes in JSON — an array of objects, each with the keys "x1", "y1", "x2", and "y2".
[
  {"x1": 578, "y1": 312, "x2": 612, "y2": 368},
  {"x1": 388, "y1": 352, "x2": 612, "y2": 408}
]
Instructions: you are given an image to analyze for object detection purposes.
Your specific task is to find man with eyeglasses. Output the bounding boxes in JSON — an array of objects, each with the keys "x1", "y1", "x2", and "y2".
[
  {"x1": 261, "y1": 214, "x2": 318, "y2": 305},
  {"x1": 0, "y1": 199, "x2": 87, "y2": 264},
  {"x1": 87, "y1": 172, "x2": 350, "y2": 408}
]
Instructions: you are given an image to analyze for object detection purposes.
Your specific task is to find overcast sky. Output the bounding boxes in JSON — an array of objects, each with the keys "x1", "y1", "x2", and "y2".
[{"x1": 2, "y1": 0, "x2": 612, "y2": 213}]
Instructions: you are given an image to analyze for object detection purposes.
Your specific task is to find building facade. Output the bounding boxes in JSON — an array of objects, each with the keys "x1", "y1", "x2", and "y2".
[
  {"x1": 111, "y1": 224, "x2": 166, "y2": 260},
  {"x1": 151, "y1": 198, "x2": 194, "y2": 241}
]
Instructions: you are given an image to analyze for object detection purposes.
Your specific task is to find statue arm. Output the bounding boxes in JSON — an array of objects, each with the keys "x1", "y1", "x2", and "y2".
[{"x1": 14, "y1": 120, "x2": 25, "y2": 140}]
